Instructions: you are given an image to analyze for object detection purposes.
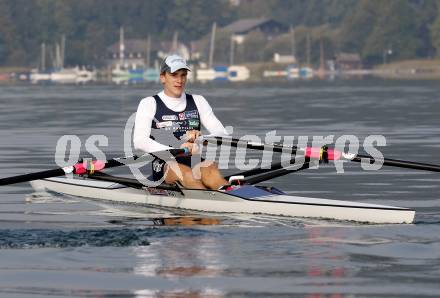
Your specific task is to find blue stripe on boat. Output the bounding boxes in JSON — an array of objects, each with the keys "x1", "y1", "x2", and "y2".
[{"x1": 227, "y1": 185, "x2": 275, "y2": 199}]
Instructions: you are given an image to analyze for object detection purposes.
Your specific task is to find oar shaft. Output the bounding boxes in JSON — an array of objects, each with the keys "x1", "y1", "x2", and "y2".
[
  {"x1": 0, "y1": 168, "x2": 66, "y2": 186},
  {"x1": 204, "y1": 136, "x2": 299, "y2": 154},
  {"x1": 225, "y1": 157, "x2": 309, "y2": 180},
  {"x1": 88, "y1": 172, "x2": 183, "y2": 192},
  {"x1": 205, "y1": 136, "x2": 440, "y2": 173},
  {"x1": 244, "y1": 160, "x2": 315, "y2": 185},
  {"x1": 0, "y1": 148, "x2": 186, "y2": 186},
  {"x1": 353, "y1": 154, "x2": 440, "y2": 172},
  {"x1": 0, "y1": 159, "x2": 130, "y2": 186}
]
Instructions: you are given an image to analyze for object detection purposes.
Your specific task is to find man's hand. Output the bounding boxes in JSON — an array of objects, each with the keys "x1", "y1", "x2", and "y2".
[
  {"x1": 184, "y1": 130, "x2": 201, "y2": 143},
  {"x1": 180, "y1": 142, "x2": 199, "y2": 155}
]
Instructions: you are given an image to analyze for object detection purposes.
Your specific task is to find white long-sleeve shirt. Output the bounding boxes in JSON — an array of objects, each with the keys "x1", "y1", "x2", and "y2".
[{"x1": 133, "y1": 91, "x2": 228, "y2": 153}]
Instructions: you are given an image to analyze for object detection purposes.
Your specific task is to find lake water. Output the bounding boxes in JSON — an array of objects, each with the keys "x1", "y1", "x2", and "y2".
[{"x1": 1, "y1": 79, "x2": 440, "y2": 297}]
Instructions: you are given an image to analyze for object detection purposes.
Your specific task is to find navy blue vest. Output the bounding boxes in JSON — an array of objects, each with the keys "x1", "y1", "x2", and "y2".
[
  {"x1": 151, "y1": 93, "x2": 201, "y2": 143},
  {"x1": 150, "y1": 93, "x2": 201, "y2": 169}
]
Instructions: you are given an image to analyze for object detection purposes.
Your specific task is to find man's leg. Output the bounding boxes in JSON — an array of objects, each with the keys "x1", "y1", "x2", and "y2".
[
  {"x1": 194, "y1": 160, "x2": 228, "y2": 190},
  {"x1": 164, "y1": 161, "x2": 206, "y2": 189}
]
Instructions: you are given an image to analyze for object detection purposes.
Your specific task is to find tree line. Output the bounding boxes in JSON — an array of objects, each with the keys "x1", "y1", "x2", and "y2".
[{"x1": 0, "y1": 0, "x2": 439, "y2": 68}]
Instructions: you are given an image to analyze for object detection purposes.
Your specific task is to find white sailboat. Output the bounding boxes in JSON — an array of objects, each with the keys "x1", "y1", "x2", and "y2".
[
  {"x1": 111, "y1": 27, "x2": 130, "y2": 81},
  {"x1": 29, "y1": 43, "x2": 51, "y2": 82},
  {"x1": 48, "y1": 35, "x2": 96, "y2": 84}
]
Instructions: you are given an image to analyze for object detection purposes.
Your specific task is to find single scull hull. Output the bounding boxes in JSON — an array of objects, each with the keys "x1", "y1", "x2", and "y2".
[{"x1": 30, "y1": 177, "x2": 415, "y2": 224}]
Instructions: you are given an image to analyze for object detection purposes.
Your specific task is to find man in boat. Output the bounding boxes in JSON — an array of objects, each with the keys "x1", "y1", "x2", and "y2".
[{"x1": 133, "y1": 54, "x2": 229, "y2": 190}]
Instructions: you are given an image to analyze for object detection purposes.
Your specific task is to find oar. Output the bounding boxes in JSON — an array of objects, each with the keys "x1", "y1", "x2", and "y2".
[
  {"x1": 203, "y1": 135, "x2": 300, "y2": 154},
  {"x1": 202, "y1": 135, "x2": 340, "y2": 162},
  {"x1": 87, "y1": 172, "x2": 183, "y2": 193},
  {"x1": 347, "y1": 153, "x2": 440, "y2": 172},
  {"x1": 203, "y1": 136, "x2": 440, "y2": 173},
  {"x1": 225, "y1": 156, "x2": 312, "y2": 180},
  {"x1": 0, "y1": 148, "x2": 186, "y2": 186},
  {"x1": 241, "y1": 159, "x2": 318, "y2": 185}
]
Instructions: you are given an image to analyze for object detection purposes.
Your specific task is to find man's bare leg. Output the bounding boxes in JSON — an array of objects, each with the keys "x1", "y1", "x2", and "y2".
[
  {"x1": 194, "y1": 161, "x2": 228, "y2": 190},
  {"x1": 164, "y1": 162, "x2": 206, "y2": 189}
]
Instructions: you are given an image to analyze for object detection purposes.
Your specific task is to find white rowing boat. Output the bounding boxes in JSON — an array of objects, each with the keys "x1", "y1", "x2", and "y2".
[
  {"x1": 1, "y1": 135, "x2": 432, "y2": 225},
  {"x1": 30, "y1": 176, "x2": 415, "y2": 224}
]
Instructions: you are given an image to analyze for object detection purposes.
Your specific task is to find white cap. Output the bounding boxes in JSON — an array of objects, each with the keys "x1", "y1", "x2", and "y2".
[{"x1": 160, "y1": 54, "x2": 191, "y2": 73}]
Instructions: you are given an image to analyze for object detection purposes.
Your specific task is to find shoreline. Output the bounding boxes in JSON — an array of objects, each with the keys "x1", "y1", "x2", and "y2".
[
  {"x1": 372, "y1": 59, "x2": 440, "y2": 79},
  {"x1": 2, "y1": 59, "x2": 440, "y2": 83}
]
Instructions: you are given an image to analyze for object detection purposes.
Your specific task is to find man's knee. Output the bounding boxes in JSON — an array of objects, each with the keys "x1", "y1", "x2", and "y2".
[
  {"x1": 165, "y1": 162, "x2": 192, "y2": 181},
  {"x1": 199, "y1": 161, "x2": 219, "y2": 174}
]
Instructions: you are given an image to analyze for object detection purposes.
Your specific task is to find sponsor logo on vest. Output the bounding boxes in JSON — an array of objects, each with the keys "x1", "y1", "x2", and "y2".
[
  {"x1": 171, "y1": 121, "x2": 184, "y2": 129},
  {"x1": 185, "y1": 110, "x2": 199, "y2": 119},
  {"x1": 156, "y1": 121, "x2": 173, "y2": 128},
  {"x1": 188, "y1": 119, "x2": 200, "y2": 128},
  {"x1": 152, "y1": 159, "x2": 164, "y2": 172},
  {"x1": 178, "y1": 110, "x2": 198, "y2": 120},
  {"x1": 162, "y1": 115, "x2": 178, "y2": 121}
]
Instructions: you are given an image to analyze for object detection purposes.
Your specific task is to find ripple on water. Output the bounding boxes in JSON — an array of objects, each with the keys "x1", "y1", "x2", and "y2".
[{"x1": 0, "y1": 228, "x2": 217, "y2": 249}]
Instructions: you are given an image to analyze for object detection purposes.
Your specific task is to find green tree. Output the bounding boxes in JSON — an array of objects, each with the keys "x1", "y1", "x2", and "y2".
[
  {"x1": 0, "y1": 1, "x2": 14, "y2": 64},
  {"x1": 339, "y1": 0, "x2": 379, "y2": 56},
  {"x1": 0, "y1": 0, "x2": 439, "y2": 67},
  {"x1": 236, "y1": 0, "x2": 357, "y2": 26},
  {"x1": 362, "y1": 0, "x2": 422, "y2": 64},
  {"x1": 430, "y1": 0, "x2": 440, "y2": 57},
  {"x1": 167, "y1": 0, "x2": 235, "y2": 41}
]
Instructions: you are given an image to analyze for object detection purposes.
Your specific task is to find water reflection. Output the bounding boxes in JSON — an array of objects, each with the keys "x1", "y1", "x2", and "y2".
[
  {"x1": 306, "y1": 226, "x2": 346, "y2": 298},
  {"x1": 132, "y1": 226, "x2": 225, "y2": 297},
  {"x1": 134, "y1": 288, "x2": 224, "y2": 298},
  {"x1": 152, "y1": 216, "x2": 222, "y2": 226}
]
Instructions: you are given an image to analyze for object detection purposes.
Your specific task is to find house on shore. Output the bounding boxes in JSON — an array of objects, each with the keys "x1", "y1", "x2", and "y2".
[
  {"x1": 223, "y1": 17, "x2": 288, "y2": 44},
  {"x1": 335, "y1": 53, "x2": 362, "y2": 71}
]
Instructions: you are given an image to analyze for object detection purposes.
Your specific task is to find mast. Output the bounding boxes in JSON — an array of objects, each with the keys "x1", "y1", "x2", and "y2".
[
  {"x1": 208, "y1": 22, "x2": 216, "y2": 68},
  {"x1": 55, "y1": 43, "x2": 61, "y2": 68},
  {"x1": 60, "y1": 34, "x2": 66, "y2": 68},
  {"x1": 48, "y1": 45, "x2": 54, "y2": 69},
  {"x1": 41, "y1": 43, "x2": 46, "y2": 71},
  {"x1": 290, "y1": 26, "x2": 296, "y2": 61},
  {"x1": 119, "y1": 27, "x2": 125, "y2": 66},
  {"x1": 319, "y1": 38, "x2": 325, "y2": 72},
  {"x1": 229, "y1": 34, "x2": 235, "y2": 65},
  {"x1": 146, "y1": 35, "x2": 151, "y2": 68},
  {"x1": 306, "y1": 33, "x2": 311, "y2": 67},
  {"x1": 172, "y1": 31, "x2": 178, "y2": 53}
]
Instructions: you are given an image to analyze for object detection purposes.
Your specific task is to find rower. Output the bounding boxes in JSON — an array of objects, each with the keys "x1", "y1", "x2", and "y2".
[{"x1": 133, "y1": 54, "x2": 229, "y2": 190}]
